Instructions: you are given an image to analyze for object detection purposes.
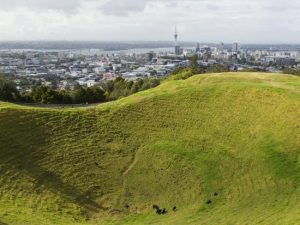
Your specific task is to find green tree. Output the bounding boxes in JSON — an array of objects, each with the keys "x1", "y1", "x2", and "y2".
[
  {"x1": 71, "y1": 85, "x2": 106, "y2": 104},
  {"x1": 282, "y1": 68, "x2": 300, "y2": 77},
  {"x1": 101, "y1": 77, "x2": 160, "y2": 101},
  {"x1": 0, "y1": 74, "x2": 20, "y2": 102},
  {"x1": 25, "y1": 86, "x2": 63, "y2": 104},
  {"x1": 207, "y1": 64, "x2": 230, "y2": 73},
  {"x1": 189, "y1": 54, "x2": 201, "y2": 74}
]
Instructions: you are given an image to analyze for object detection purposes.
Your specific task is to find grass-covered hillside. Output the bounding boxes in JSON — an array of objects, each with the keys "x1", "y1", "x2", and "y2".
[{"x1": 0, "y1": 72, "x2": 299, "y2": 225}]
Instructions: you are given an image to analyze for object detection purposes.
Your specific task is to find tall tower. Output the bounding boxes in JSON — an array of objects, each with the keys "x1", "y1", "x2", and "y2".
[
  {"x1": 174, "y1": 25, "x2": 178, "y2": 44},
  {"x1": 174, "y1": 25, "x2": 180, "y2": 55}
]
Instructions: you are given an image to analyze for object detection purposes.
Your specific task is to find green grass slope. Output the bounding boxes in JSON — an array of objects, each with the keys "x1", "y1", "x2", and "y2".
[{"x1": 0, "y1": 72, "x2": 299, "y2": 225}]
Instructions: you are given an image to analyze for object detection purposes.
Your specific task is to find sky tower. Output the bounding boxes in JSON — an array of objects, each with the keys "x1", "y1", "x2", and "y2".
[
  {"x1": 174, "y1": 25, "x2": 180, "y2": 55},
  {"x1": 174, "y1": 25, "x2": 178, "y2": 44}
]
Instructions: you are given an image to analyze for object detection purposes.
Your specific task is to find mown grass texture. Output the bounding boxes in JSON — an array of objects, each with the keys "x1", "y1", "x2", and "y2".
[{"x1": 0, "y1": 72, "x2": 299, "y2": 225}]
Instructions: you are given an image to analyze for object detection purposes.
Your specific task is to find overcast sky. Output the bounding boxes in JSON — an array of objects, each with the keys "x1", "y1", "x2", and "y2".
[{"x1": 0, "y1": 0, "x2": 300, "y2": 43}]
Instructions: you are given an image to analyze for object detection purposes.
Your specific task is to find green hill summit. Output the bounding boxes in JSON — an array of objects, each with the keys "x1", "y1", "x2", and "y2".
[{"x1": 0, "y1": 73, "x2": 299, "y2": 225}]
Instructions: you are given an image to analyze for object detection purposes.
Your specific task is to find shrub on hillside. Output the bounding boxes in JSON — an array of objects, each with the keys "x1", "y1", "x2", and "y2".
[
  {"x1": 0, "y1": 74, "x2": 20, "y2": 102},
  {"x1": 282, "y1": 68, "x2": 300, "y2": 77},
  {"x1": 241, "y1": 68, "x2": 267, "y2": 72},
  {"x1": 103, "y1": 77, "x2": 160, "y2": 100},
  {"x1": 207, "y1": 64, "x2": 230, "y2": 73}
]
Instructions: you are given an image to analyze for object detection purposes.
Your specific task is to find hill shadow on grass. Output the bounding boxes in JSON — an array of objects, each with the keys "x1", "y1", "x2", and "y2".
[
  {"x1": 0, "y1": 221, "x2": 9, "y2": 225},
  {"x1": 30, "y1": 165, "x2": 103, "y2": 212},
  {"x1": 0, "y1": 110, "x2": 102, "y2": 213},
  {"x1": 1, "y1": 151, "x2": 103, "y2": 213}
]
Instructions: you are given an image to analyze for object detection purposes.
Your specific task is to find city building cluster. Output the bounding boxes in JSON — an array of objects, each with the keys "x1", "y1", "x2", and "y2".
[
  {"x1": 1, "y1": 29, "x2": 300, "y2": 92},
  {"x1": 0, "y1": 50, "x2": 188, "y2": 92}
]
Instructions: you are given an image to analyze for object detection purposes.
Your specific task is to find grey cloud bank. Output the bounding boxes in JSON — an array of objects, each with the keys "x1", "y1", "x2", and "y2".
[{"x1": 0, "y1": 0, "x2": 300, "y2": 43}]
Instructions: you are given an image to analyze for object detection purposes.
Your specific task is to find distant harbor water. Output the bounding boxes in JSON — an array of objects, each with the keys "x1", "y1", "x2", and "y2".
[{"x1": 0, "y1": 47, "x2": 181, "y2": 55}]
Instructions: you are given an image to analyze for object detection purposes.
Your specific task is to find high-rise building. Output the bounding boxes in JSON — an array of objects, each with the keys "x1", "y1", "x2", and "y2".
[
  {"x1": 232, "y1": 42, "x2": 240, "y2": 53},
  {"x1": 174, "y1": 26, "x2": 180, "y2": 55},
  {"x1": 296, "y1": 52, "x2": 300, "y2": 63},
  {"x1": 218, "y1": 42, "x2": 225, "y2": 52},
  {"x1": 146, "y1": 51, "x2": 155, "y2": 62},
  {"x1": 196, "y1": 42, "x2": 200, "y2": 52}
]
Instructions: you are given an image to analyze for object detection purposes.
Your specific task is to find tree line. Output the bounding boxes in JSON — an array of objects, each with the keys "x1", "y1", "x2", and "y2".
[
  {"x1": 0, "y1": 75, "x2": 20, "y2": 102},
  {"x1": 282, "y1": 67, "x2": 300, "y2": 77},
  {"x1": 0, "y1": 74, "x2": 160, "y2": 104},
  {"x1": 168, "y1": 55, "x2": 230, "y2": 80}
]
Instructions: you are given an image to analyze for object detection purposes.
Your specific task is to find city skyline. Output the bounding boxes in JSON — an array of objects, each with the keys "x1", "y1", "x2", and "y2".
[{"x1": 0, "y1": 0, "x2": 300, "y2": 44}]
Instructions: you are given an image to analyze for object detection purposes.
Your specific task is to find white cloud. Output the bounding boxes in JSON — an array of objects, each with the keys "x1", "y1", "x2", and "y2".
[{"x1": 0, "y1": 0, "x2": 300, "y2": 43}]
